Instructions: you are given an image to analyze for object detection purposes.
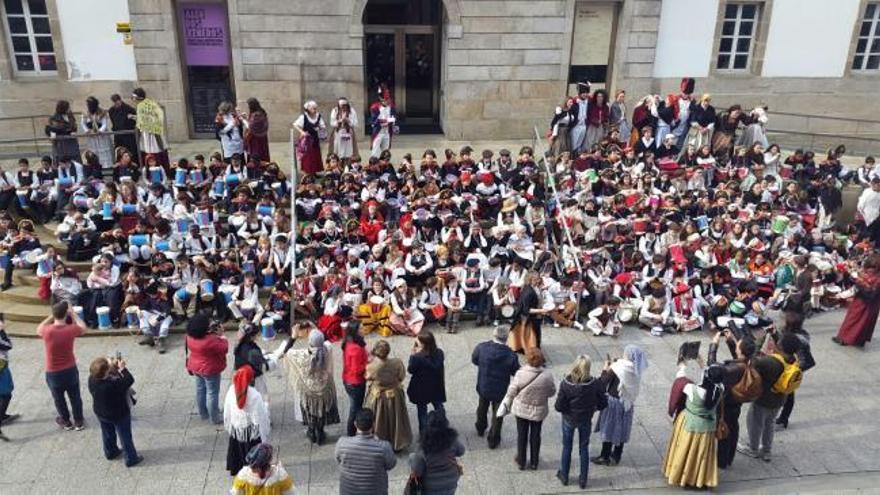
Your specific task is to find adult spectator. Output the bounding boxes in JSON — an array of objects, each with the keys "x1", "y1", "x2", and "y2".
[
  {"x1": 230, "y1": 443, "x2": 294, "y2": 495},
  {"x1": 243, "y1": 98, "x2": 270, "y2": 162},
  {"x1": 341, "y1": 321, "x2": 368, "y2": 436},
  {"x1": 364, "y1": 339, "x2": 412, "y2": 452},
  {"x1": 185, "y1": 314, "x2": 228, "y2": 425},
  {"x1": 408, "y1": 410, "x2": 466, "y2": 495},
  {"x1": 37, "y1": 301, "x2": 85, "y2": 431},
  {"x1": 738, "y1": 332, "x2": 801, "y2": 462},
  {"x1": 471, "y1": 325, "x2": 519, "y2": 449},
  {"x1": 708, "y1": 329, "x2": 757, "y2": 469},
  {"x1": 108, "y1": 93, "x2": 139, "y2": 161},
  {"x1": 80, "y1": 96, "x2": 114, "y2": 167},
  {"x1": 45, "y1": 99, "x2": 80, "y2": 162},
  {"x1": 407, "y1": 331, "x2": 446, "y2": 433},
  {"x1": 554, "y1": 355, "x2": 608, "y2": 489},
  {"x1": 503, "y1": 347, "x2": 556, "y2": 471},
  {"x1": 0, "y1": 318, "x2": 19, "y2": 441},
  {"x1": 593, "y1": 345, "x2": 649, "y2": 466},
  {"x1": 87, "y1": 355, "x2": 142, "y2": 467},
  {"x1": 335, "y1": 408, "x2": 397, "y2": 495},
  {"x1": 215, "y1": 101, "x2": 245, "y2": 161}
]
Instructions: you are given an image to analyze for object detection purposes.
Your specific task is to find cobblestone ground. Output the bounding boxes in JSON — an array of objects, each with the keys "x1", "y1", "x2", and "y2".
[{"x1": 0, "y1": 309, "x2": 878, "y2": 494}]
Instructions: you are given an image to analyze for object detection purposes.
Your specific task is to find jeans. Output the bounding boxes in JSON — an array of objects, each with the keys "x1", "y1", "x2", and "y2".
[
  {"x1": 415, "y1": 401, "x2": 445, "y2": 433},
  {"x1": 515, "y1": 417, "x2": 543, "y2": 467},
  {"x1": 475, "y1": 396, "x2": 504, "y2": 448},
  {"x1": 98, "y1": 414, "x2": 139, "y2": 465},
  {"x1": 194, "y1": 373, "x2": 222, "y2": 423},
  {"x1": 746, "y1": 403, "x2": 782, "y2": 454},
  {"x1": 45, "y1": 366, "x2": 83, "y2": 423},
  {"x1": 344, "y1": 382, "x2": 366, "y2": 437},
  {"x1": 559, "y1": 417, "x2": 591, "y2": 484}
]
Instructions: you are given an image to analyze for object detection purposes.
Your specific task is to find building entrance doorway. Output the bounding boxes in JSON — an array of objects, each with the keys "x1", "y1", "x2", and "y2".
[{"x1": 363, "y1": 0, "x2": 442, "y2": 133}]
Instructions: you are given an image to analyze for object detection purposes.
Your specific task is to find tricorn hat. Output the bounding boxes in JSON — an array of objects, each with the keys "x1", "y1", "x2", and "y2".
[{"x1": 577, "y1": 81, "x2": 591, "y2": 94}]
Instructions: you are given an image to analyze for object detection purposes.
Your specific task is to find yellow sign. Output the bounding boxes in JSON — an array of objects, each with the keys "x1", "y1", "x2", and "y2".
[{"x1": 116, "y1": 22, "x2": 131, "y2": 33}]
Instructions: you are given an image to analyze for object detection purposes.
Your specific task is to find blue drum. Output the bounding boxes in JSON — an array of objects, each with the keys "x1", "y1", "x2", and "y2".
[
  {"x1": 125, "y1": 306, "x2": 140, "y2": 328},
  {"x1": 16, "y1": 190, "x2": 28, "y2": 208},
  {"x1": 72, "y1": 305, "x2": 85, "y2": 322},
  {"x1": 176, "y1": 217, "x2": 190, "y2": 234},
  {"x1": 96, "y1": 306, "x2": 111, "y2": 330},
  {"x1": 213, "y1": 180, "x2": 225, "y2": 196},
  {"x1": 73, "y1": 196, "x2": 91, "y2": 209},
  {"x1": 200, "y1": 279, "x2": 215, "y2": 301},
  {"x1": 37, "y1": 258, "x2": 50, "y2": 274},
  {"x1": 102, "y1": 201, "x2": 113, "y2": 220},
  {"x1": 0, "y1": 251, "x2": 9, "y2": 269},
  {"x1": 176, "y1": 286, "x2": 191, "y2": 300},
  {"x1": 57, "y1": 177, "x2": 74, "y2": 188},
  {"x1": 190, "y1": 169, "x2": 204, "y2": 183},
  {"x1": 243, "y1": 260, "x2": 255, "y2": 274},
  {"x1": 196, "y1": 209, "x2": 211, "y2": 226},
  {"x1": 129, "y1": 234, "x2": 150, "y2": 247},
  {"x1": 260, "y1": 317, "x2": 276, "y2": 341},
  {"x1": 257, "y1": 205, "x2": 274, "y2": 217},
  {"x1": 695, "y1": 215, "x2": 709, "y2": 231},
  {"x1": 225, "y1": 174, "x2": 240, "y2": 186},
  {"x1": 262, "y1": 269, "x2": 275, "y2": 287},
  {"x1": 175, "y1": 168, "x2": 187, "y2": 186},
  {"x1": 271, "y1": 182, "x2": 284, "y2": 197},
  {"x1": 122, "y1": 204, "x2": 138, "y2": 215},
  {"x1": 155, "y1": 240, "x2": 171, "y2": 252},
  {"x1": 149, "y1": 166, "x2": 163, "y2": 184}
]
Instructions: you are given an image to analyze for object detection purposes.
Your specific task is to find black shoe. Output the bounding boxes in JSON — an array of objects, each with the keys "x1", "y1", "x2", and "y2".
[
  {"x1": 555, "y1": 471, "x2": 568, "y2": 486},
  {"x1": 0, "y1": 284, "x2": 10, "y2": 292},
  {"x1": 1, "y1": 413, "x2": 20, "y2": 425},
  {"x1": 125, "y1": 455, "x2": 144, "y2": 468},
  {"x1": 106, "y1": 449, "x2": 123, "y2": 460},
  {"x1": 487, "y1": 437, "x2": 500, "y2": 450},
  {"x1": 609, "y1": 457, "x2": 620, "y2": 466},
  {"x1": 475, "y1": 424, "x2": 485, "y2": 437},
  {"x1": 590, "y1": 455, "x2": 609, "y2": 466},
  {"x1": 831, "y1": 336, "x2": 844, "y2": 346},
  {"x1": 529, "y1": 461, "x2": 538, "y2": 470},
  {"x1": 775, "y1": 418, "x2": 788, "y2": 429},
  {"x1": 579, "y1": 479, "x2": 587, "y2": 489},
  {"x1": 514, "y1": 456, "x2": 525, "y2": 471}
]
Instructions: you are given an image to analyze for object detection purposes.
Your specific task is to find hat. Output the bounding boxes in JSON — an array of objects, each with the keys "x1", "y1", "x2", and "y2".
[
  {"x1": 729, "y1": 301, "x2": 746, "y2": 315},
  {"x1": 577, "y1": 81, "x2": 591, "y2": 94},
  {"x1": 369, "y1": 295, "x2": 385, "y2": 305},
  {"x1": 393, "y1": 278, "x2": 406, "y2": 289},
  {"x1": 501, "y1": 197, "x2": 518, "y2": 213},
  {"x1": 674, "y1": 283, "x2": 690, "y2": 295},
  {"x1": 665, "y1": 133, "x2": 676, "y2": 141},
  {"x1": 680, "y1": 77, "x2": 695, "y2": 95},
  {"x1": 614, "y1": 272, "x2": 633, "y2": 285},
  {"x1": 460, "y1": 171, "x2": 472, "y2": 182}
]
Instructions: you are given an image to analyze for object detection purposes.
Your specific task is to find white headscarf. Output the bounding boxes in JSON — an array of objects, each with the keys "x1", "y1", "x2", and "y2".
[{"x1": 610, "y1": 345, "x2": 649, "y2": 410}]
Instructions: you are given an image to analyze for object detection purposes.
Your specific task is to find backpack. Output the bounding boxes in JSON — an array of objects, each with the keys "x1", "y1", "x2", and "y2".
[
  {"x1": 730, "y1": 364, "x2": 763, "y2": 403},
  {"x1": 770, "y1": 353, "x2": 802, "y2": 395}
]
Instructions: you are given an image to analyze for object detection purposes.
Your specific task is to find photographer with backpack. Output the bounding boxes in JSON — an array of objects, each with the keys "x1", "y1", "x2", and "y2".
[
  {"x1": 708, "y1": 328, "x2": 759, "y2": 469},
  {"x1": 737, "y1": 332, "x2": 802, "y2": 462}
]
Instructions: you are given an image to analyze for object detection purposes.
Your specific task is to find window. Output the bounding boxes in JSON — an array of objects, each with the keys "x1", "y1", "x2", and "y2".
[
  {"x1": 853, "y1": 3, "x2": 880, "y2": 71},
  {"x1": 2, "y1": 0, "x2": 56, "y2": 74},
  {"x1": 716, "y1": 3, "x2": 759, "y2": 71}
]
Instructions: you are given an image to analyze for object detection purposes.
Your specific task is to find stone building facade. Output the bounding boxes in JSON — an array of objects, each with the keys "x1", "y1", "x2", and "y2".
[{"x1": 0, "y1": 0, "x2": 878, "y2": 148}]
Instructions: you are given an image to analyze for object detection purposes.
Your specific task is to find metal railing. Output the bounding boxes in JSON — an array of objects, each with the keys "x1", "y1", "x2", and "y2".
[{"x1": 0, "y1": 130, "x2": 138, "y2": 164}]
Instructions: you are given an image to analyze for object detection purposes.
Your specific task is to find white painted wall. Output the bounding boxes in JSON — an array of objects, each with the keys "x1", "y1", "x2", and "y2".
[
  {"x1": 652, "y1": 0, "x2": 719, "y2": 77},
  {"x1": 762, "y1": 0, "x2": 860, "y2": 77},
  {"x1": 55, "y1": 0, "x2": 137, "y2": 81}
]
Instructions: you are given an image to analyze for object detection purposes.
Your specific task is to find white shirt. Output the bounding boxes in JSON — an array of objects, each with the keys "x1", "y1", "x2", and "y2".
[{"x1": 858, "y1": 187, "x2": 880, "y2": 225}]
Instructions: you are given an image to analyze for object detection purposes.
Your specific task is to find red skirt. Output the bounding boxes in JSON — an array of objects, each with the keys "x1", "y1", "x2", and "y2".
[
  {"x1": 317, "y1": 314, "x2": 344, "y2": 342},
  {"x1": 245, "y1": 133, "x2": 270, "y2": 162},
  {"x1": 297, "y1": 136, "x2": 323, "y2": 175},
  {"x1": 836, "y1": 295, "x2": 880, "y2": 346}
]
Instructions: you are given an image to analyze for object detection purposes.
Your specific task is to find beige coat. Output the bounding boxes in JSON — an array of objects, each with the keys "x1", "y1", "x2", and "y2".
[
  {"x1": 364, "y1": 357, "x2": 413, "y2": 451},
  {"x1": 505, "y1": 365, "x2": 557, "y2": 422}
]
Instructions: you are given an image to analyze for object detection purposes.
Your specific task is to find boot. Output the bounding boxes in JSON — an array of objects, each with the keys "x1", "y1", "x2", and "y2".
[{"x1": 157, "y1": 337, "x2": 167, "y2": 354}]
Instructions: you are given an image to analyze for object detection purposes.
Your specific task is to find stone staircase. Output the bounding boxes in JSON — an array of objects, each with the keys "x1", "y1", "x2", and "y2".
[{"x1": 0, "y1": 222, "x2": 270, "y2": 338}]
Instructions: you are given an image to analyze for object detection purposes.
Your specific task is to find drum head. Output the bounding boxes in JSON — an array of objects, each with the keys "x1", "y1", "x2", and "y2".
[
  {"x1": 500, "y1": 305, "x2": 515, "y2": 318},
  {"x1": 618, "y1": 307, "x2": 635, "y2": 323}
]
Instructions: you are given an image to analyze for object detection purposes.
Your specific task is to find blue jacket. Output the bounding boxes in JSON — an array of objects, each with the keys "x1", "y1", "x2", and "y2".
[{"x1": 471, "y1": 340, "x2": 519, "y2": 402}]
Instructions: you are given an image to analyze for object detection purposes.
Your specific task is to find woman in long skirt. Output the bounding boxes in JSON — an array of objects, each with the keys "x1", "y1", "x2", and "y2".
[
  {"x1": 81, "y1": 97, "x2": 114, "y2": 167},
  {"x1": 663, "y1": 365, "x2": 723, "y2": 489},
  {"x1": 329, "y1": 98, "x2": 359, "y2": 162},
  {"x1": 293, "y1": 101, "x2": 326, "y2": 175},
  {"x1": 549, "y1": 100, "x2": 572, "y2": 158},
  {"x1": 274, "y1": 329, "x2": 340, "y2": 445},
  {"x1": 224, "y1": 365, "x2": 271, "y2": 476},
  {"x1": 244, "y1": 98, "x2": 271, "y2": 162},
  {"x1": 364, "y1": 340, "x2": 412, "y2": 452},
  {"x1": 593, "y1": 345, "x2": 648, "y2": 466},
  {"x1": 833, "y1": 253, "x2": 880, "y2": 348},
  {"x1": 46, "y1": 100, "x2": 80, "y2": 162}
]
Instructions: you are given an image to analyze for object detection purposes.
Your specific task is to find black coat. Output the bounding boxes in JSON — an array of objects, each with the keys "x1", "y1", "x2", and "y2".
[
  {"x1": 234, "y1": 340, "x2": 267, "y2": 378},
  {"x1": 554, "y1": 376, "x2": 608, "y2": 423},
  {"x1": 471, "y1": 340, "x2": 520, "y2": 402},
  {"x1": 407, "y1": 350, "x2": 446, "y2": 405},
  {"x1": 88, "y1": 369, "x2": 134, "y2": 421}
]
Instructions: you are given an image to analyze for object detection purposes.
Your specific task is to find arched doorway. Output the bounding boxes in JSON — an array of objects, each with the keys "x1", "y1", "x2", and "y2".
[{"x1": 362, "y1": 0, "x2": 443, "y2": 133}]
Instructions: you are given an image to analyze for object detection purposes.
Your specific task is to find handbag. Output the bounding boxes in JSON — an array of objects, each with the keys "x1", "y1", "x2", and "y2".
[
  {"x1": 715, "y1": 400, "x2": 729, "y2": 440},
  {"x1": 403, "y1": 473, "x2": 423, "y2": 495},
  {"x1": 496, "y1": 369, "x2": 542, "y2": 418}
]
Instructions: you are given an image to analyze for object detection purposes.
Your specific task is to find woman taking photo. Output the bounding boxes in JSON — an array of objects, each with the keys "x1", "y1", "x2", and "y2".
[
  {"x1": 407, "y1": 331, "x2": 446, "y2": 433},
  {"x1": 224, "y1": 364, "x2": 271, "y2": 476},
  {"x1": 408, "y1": 411, "x2": 466, "y2": 495},
  {"x1": 184, "y1": 314, "x2": 228, "y2": 425},
  {"x1": 833, "y1": 253, "x2": 880, "y2": 348},
  {"x1": 341, "y1": 321, "x2": 368, "y2": 436},
  {"x1": 553, "y1": 355, "x2": 608, "y2": 489},
  {"x1": 364, "y1": 339, "x2": 412, "y2": 452},
  {"x1": 503, "y1": 347, "x2": 556, "y2": 471},
  {"x1": 593, "y1": 345, "x2": 648, "y2": 466},
  {"x1": 663, "y1": 365, "x2": 724, "y2": 489},
  {"x1": 87, "y1": 356, "x2": 142, "y2": 467}
]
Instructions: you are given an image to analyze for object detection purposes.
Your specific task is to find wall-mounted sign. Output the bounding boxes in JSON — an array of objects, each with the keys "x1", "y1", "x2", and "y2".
[{"x1": 178, "y1": 2, "x2": 229, "y2": 66}]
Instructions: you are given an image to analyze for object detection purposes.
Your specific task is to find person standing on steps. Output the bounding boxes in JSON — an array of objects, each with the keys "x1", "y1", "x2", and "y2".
[{"x1": 37, "y1": 301, "x2": 86, "y2": 431}]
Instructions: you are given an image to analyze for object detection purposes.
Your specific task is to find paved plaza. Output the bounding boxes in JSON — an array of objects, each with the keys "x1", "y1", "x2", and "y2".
[{"x1": 0, "y1": 308, "x2": 878, "y2": 494}]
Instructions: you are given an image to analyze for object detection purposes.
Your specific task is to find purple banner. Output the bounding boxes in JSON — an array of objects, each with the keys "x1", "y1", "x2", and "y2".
[{"x1": 179, "y1": 3, "x2": 229, "y2": 66}]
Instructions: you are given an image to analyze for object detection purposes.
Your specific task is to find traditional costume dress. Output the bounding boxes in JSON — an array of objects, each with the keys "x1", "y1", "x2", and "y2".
[
  {"x1": 358, "y1": 291, "x2": 392, "y2": 336},
  {"x1": 585, "y1": 95, "x2": 609, "y2": 151},
  {"x1": 370, "y1": 87, "x2": 397, "y2": 158},
  {"x1": 569, "y1": 85, "x2": 590, "y2": 154},
  {"x1": 834, "y1": 266, "x2": 880, "y2": 346},
  {"x1": 673, "y1": 78, "x2": 695, "y2": 149},
  {"x1": 81, "y1": 109, "x2": 114, "y2": 167},
  {"x1": 294, "y1": 112, "x2": 325, "y2": 175},
  {"x1": 364, "y1": 354, "x2": 413, "y2": 451},
  {"x1": 549, "y1": 106, "x2": 572, "y2": 157},
  {"x1": 389, "y1": 285, "x2": 425, "y2": 336},
  {"x1": 245, "y1": 110, "x2": 270, "y2": 162},
  {"x1": 329, "y1": 104, "x2": 359, "y2": 160},
  {"x1": 594, "y1": 345, "x2": 648, "y2": 464},
  {"x1": 224, "y1": 365, "x2": 271, "y2": 476}
]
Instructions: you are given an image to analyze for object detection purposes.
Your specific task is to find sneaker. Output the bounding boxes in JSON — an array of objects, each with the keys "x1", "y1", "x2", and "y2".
[
  {"x1": 74, "y1": 420, "x2": 85, "y2": 431},
  {"x1": 572, "y1": 321, "x2": 584, "y2": 331},
  {"x1": 553, "y1": 322, "x2": 560, "y2": 328},
  {"x1": 736, "y1": 443, "x2": 759, "y2": 458},
  {"x1": 55, "y1": 417, "x2": 74, "y2": 431}
]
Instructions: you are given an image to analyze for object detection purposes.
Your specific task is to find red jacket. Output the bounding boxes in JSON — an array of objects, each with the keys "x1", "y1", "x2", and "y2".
[
  {"x1": 342, "y1": 342, "x2": 368, "y2": 386},
  {"x1": 185, "y1": 334, "x2": 229, "y2": 376}
]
